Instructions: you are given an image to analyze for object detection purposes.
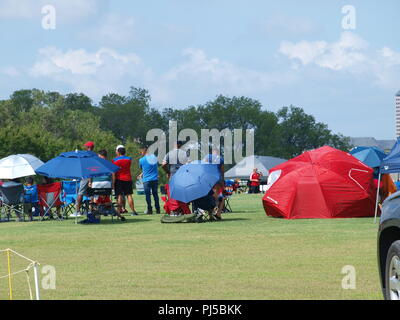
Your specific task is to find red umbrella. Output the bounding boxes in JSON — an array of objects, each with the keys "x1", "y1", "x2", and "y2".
[{"x1": 262, "y1": 146, "x2": 377, "y2": 219}]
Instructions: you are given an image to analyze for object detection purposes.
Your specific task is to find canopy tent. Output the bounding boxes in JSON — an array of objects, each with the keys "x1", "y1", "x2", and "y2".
[
  {"x1": 374, "y1": 138, "x2": 400, "y2": 222},
  {"x1": 35, "y1": 150, "x2": 120, "y2": 224},
  {"x1": 262, "y1": 146, "x2": 377, "y2": 219},
  {"x1": 225, "y1": 155, "x2": 287, "y2": 180},
  {"x1": 350, "y1": 146, "x2": 387, "y2": 168}
]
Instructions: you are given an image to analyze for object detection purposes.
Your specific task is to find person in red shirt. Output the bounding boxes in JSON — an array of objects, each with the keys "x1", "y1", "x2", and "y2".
[
  {"x1": 249, "y1": 168, "x2": 262, "y2": 194},
  {"x1": 112, "y1": 145, "x2": 138, "y2": 216}
]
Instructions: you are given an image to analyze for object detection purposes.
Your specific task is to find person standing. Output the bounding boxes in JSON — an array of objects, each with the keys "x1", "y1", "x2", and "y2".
[
  {"x1": 112, "y1": 145, "x2": 138, "y2": 216},
  {"x1": 162, "y1": 141, "x2": 188, "y2": 179},
  {"x1": 249, "y1": 168, "x2": 262, "y2": 194},
  {"x1": 71, "y1": 141, "x2": 95, "y2": 217},
  {"x1": 94, "y1": 149, "x2": 126, "y2": 221},
  {"x1": 138, "y1": 146, "x2": 160, "y2": 214}
]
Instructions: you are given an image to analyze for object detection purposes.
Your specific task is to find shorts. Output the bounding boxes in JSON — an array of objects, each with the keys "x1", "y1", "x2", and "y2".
[
  {"x1": 78, "y1": 178, "x2": 89, "y2": 196},
  {"x1": 115, "y1": 180, "x2": 133, "y2": 196}
]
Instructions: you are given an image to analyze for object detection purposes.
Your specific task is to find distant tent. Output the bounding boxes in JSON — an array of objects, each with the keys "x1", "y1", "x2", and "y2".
[
  {"x1": 380, "y1": 138, "x2": 400, "y2": 174},
  {"x1": 374, "y1": 138, "x2": 400, "y2": 221},
  {"x1": 350, "y1": 146, "x2": 387, "y2": 168},
  {"x1": 225, "y1": 155, "x2": 287, "y2": 180}
]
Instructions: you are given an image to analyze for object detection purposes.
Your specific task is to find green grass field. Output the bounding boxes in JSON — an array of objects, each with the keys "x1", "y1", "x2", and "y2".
[{"x1": 0, "y1": 193, "x2": 382, "y2": 300}]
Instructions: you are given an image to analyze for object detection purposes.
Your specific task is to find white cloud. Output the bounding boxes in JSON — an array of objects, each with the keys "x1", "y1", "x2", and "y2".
[
  {"x1": 26, "y1": 46, "x2": 297, "y2": 104},
  {"x1": 279, "y1": 32, "x2": 368, "y2": 71},
  {"x1": 279, "y1": 31, "x2": 400, "y2": 90},
  {"x1": 0, "y1": 0, "x2": 105, "y2": 21},
  {"x1": 30, "y1": 46, "x2": 149, "y2": 98},
  {"x1": 165, "y1": 48, "x2": 296, "y2": 92},
  {"x1": 380, "y1": 47, "x2": 400, "y2": 66}
]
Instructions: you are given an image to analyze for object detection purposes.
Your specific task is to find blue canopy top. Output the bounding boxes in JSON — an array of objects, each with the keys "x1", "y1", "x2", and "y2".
[
  {"x1": 380, "y1": 138, "x2": 400, "y2": 173},
  {"x1": 350, "y1": 146, "x2": 386, "y2": 168},
  {"x1": 35, "y1": 150, "x2": 120, "y2": 179}
]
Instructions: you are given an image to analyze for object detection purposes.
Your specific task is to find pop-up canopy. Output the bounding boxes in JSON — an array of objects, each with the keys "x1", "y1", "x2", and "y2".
[{"x1": 374, "y1": 138, "x2": 400, "y2": 222}]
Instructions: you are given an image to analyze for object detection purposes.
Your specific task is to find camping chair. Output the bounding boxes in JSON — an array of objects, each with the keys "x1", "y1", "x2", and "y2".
[
  {"x1": 0, "y1": 183, "x2": 25, "y2": 222},
  {"x1": 37, "y1": 182, "x2": 63, "y2": 221},
  {"x1": 86, "y1": 181, "x2": 118, "y2": 222},
  {"x1": 222, "y1": 183, "x2": 234, "y2": 213},
  {"x1": 61, "y1": 180, "x2": 79, "y2": 219},
  {"x1": 161, "y1": 184, "x2": 191, "y2": 216},
  {"x1": 24, "y1": 184, "x2": 40, "y2": 220},
  {"x1": 192, "y1": 192, "x2": 219, "y2": 222}
]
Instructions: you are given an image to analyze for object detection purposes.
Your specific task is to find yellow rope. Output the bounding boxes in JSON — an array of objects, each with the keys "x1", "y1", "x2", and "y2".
[{"x1": 1, "y1": 249, "x2": 39, "y2": 300}]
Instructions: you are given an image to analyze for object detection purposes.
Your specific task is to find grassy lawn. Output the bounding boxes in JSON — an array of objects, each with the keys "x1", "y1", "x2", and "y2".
[{"x1": 0, "y1": 193, "x2": 382, "y2": 300}]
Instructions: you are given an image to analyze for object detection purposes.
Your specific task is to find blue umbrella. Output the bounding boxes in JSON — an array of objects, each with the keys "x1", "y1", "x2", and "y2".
[
  {"x1": 169, "y1": 161, "x2": 221, "y2": 203},
  {"x1": 35, "y1": 151, "x2": 120, "y2": 179},
  {"x1": 350, "y1": 146, "x2": 387, "y2": 168}
]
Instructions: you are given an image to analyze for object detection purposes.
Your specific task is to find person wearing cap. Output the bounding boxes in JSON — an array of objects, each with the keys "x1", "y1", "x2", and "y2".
[
  {"x1": 112, "y1": 145, "x2": 138, "y2": 216},
  {"x1": 71, "y1": 141, "x2": 95, "y2": 217},
  {"x1": 162, "y1": 141, "x2": 188, "y2": 179},
  {"x1": 138, "y1": 145, "x2": 160, "y2": 214}
]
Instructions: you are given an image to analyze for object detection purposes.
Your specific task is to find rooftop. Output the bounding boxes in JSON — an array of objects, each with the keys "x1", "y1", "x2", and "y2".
[
  {"x1": 396, "y1": 90, "x2": 400, "y2": 97},
  {"x1": 349, "y1": 137, "x2": 396, "y2": 151}
]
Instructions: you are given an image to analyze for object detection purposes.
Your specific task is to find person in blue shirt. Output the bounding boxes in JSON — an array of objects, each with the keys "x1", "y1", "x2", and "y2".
[{"x1": 138, "y1": 145, "x2": 160, "y2": 214}]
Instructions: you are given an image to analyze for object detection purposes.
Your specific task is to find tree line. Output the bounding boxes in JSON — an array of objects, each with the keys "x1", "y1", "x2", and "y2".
[{"x1": 0, "y1": 87, "x2": 351, "y2": 182}]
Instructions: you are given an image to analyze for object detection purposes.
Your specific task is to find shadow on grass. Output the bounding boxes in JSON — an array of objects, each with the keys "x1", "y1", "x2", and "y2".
[
  {"x1": 93, "y1": 218, "x2": 152, "y2": 225},
  {"x1": 219, "y1": 217, "x2": 251, "y2": 222}
]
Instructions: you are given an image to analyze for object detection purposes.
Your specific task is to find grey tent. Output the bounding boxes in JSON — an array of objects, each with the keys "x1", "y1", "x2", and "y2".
[{"x1": 225, "y1": 155, "x2": 287, "y2": 180}]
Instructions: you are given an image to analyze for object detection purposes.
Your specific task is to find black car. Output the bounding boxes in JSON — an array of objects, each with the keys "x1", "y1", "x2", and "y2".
[{"x1": 378, "y1": 191, "x2": 400, "y2": 299}]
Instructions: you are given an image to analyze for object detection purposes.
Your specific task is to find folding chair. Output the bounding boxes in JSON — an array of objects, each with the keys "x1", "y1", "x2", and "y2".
[
  {"x1": 24, "y1": 184, "x2": 40, "y2": 220},
  {"x1": 37, "y1": 182, "x2": 63, "y2": 221},
  {"x1": 192, "y1": 193, "x2": 219, "y2": 222},
  {"x1": 222, "y1": 182, "x2": 234, "y2": 213},
  {"x1": 161, "y1": 184, "x2": 191, "y2": 216},
  {"x1": 87, "y1": 184, "x2": 118, "y2": 221},
  {"x1": 0, "y1": 183, "x2": 25, "y2": 222},
  {"x1": 61, "y1": 180, "x2": 79, "y2": 219}
]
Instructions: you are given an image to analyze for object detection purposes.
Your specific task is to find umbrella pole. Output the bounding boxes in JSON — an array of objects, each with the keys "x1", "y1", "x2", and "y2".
[
  {"x1": 75, "y1": 181, "x2": 78, "y2": 225},
  {"x1": 374, "y1": 173, "x2": 381, "y2": 224}
]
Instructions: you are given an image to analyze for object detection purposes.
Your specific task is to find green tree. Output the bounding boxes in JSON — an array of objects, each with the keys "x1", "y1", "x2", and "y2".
[{"x1": 269, "y1": 106, "x2": 351, "y2": 159}]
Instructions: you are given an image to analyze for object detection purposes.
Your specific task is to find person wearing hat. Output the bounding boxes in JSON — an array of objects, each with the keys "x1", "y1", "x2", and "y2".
[
  {"x1": 162, "y1": 141, "x2": 188, "y2": 179},
  {"x1": 112, "y1": 145, "x2": 138, "y2": 216},
  {"x1": 71, "y1": 141, "x2": 95, "y2": 217}
]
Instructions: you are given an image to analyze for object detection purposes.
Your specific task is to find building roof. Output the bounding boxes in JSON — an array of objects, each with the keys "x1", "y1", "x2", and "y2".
[
  {"x1": 349, "y1": 137, "x2": 396, "y2": 152},
  {"x1": 396, "y1": 90, "x2": 400, "y2": 97}
]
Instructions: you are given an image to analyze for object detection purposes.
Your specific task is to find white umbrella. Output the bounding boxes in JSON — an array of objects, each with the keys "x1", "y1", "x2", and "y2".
[{"x1": 0, "y1": 154, "x2": 44, "y2": 179}]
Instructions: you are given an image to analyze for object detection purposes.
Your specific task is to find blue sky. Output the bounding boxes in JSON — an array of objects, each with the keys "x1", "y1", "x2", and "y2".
[{"x1": 0, "y1": 0, "x2": 399, "y2": 139}]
